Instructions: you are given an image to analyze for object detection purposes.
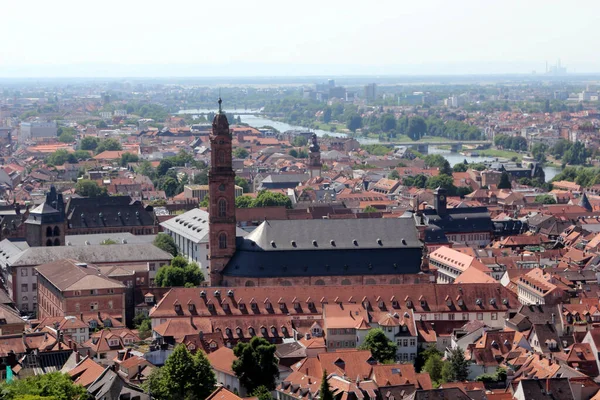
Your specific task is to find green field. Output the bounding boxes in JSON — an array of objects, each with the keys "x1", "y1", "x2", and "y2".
[{"x1": 478, "y1": 149, "x2": 523, "y2": 160}]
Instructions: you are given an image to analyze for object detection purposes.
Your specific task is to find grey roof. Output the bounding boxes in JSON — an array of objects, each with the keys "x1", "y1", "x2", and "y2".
[
  {"x1": 223, "y1": 217, "x2": 424, "y2": 278},
  {"x1": 65, "y1": 233, "x2": 156, "y2": 246},
  {"x1": 422, "y1": 207, "x2": 493, "y2": 234},
  {"x1": 241, "y1": 217, "x2": 421, "y2": 251},
  {"x1": 261, "y1": 174, "x2": 309, "y2": 184},
  {"x1": 8, "y1": 243, "x2": 172, "y2": 267},
  {"x1": 517, "y1": 378, "x2": 574, "y2": 400},
  {"x1": 160, "y1": 208, "x2": 246, "y2": 244}
]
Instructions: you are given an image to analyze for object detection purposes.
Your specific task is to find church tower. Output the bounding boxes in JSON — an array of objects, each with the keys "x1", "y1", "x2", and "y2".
[
  {"x1": 308, "y1": 133, "x2": 322, "y2": 179},
  {"x1": 208, "y1": 99, "x2": 237, "y2": 286},
  {"x1": 25, "y1": 186, "x2": 66, "y2": 247}
]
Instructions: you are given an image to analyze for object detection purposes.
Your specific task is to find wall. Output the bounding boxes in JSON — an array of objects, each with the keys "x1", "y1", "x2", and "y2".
[{"x1": 224, "y1": 273, "x2": 432, "y2": 288}]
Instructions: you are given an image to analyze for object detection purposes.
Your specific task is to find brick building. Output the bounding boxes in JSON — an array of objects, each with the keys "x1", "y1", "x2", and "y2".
[{"x1": 36, "y1": 259, "x2": 127, "y2": 321}]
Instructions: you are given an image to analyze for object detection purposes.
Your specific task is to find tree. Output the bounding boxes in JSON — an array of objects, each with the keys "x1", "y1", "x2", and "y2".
[
  {"x1": 58, "y1": 132, "x2": 75, "y2": 143},
  {"x1": 233, "y1": 336, "x2": 279, "y2": 393},
  {"x1": 154, "y1": 233, "x2": 178, "y2": 256},
  {"x1": 319, "y1": 370, "x2": 334, "y2": 400},
  {"x1": 137, "y1": 160, "x2": 156, "y2": 179},
  {"x1": 346, "y1": 114, "x2": 363, "y2": 133},
  {"x1": 158, "y1": 176, "x2": 179, "y2": 197},
  {"x1": 252, "y1": 386, "x2": 273, "y2": 400},
  {"x1": 157, "y1": 159, "x2": 174, "y2": 176},
  {"x1": 424, "y1": 155, "x2": 452, "y2": 176},
  {"x1": 155, "y1": 256, "x2": 204, "y2": 287},
  {"x1": 0, "y1": 372, "x2": 87, "y2": 400},
  {"x1": 95, "y1": 138, "x2": 122, "y2": 153},
  {"x1": 423, "y1": 353, "x2": 444, "y2": 384},
  {"x1": 535, "y1": 194, "x2": 556, "y2": 204},
  {"x1": 193, "y1": 170, "x2": 208, "y2": 185},
  {"x1": 292, "y1": 136, "x2": 308, "y2": 147},
  {"x1": 288, "y1": 149, "x2": 298, "y2": 158},
  {"x1": 252, "y1": 191, "x2": 292, "y2": 209},
  {"x1": 146, "y1": 344, "x2": 216, "y2": 400},
  {"x1": 46, "y1": 149, "x2": 72, "y2": 166},
  {"x1": 445, "y1": 347, "x2": 469, "y2": 382},
  {"x1": 359, "y1": 328, "x2": 397, "y2": 363},
  {"x1": 381, "y1": 114, "x2": 397, "y2": 132},
  {"x1": 96, "y1": 120, "x2": 108, "y2": 129},
  {"x1": 363, "y1": 206, "x2": 379, "y2": 213},
  {"x1": 235, "y1": 176, "x2": 250, "y2": 193},
  {"x1": 388, "y1": 170, "x2": 400, "y2": 180},
  {"x1": 498, "y1": 171, "x2": 512, "y2": 189},
  {"x1": 234, "y1": 148, "x2": 249, "y2": 159},
  {"x1": 414, "y1": 346, "x2": 443, "y2": 373},
  {"x1": 452, "y1": 163, "x2": 468, "y2": 173},
  {"x1": 236, "y1": 195, "x2": 254, "y2": 208},
  {"x1": 120, "y1": 152, "x2": 139, "y2": 167},
  {"x1": 75, "y1": 179, "x2": 107, "y2": 197},
  {"x1": 80, "y1": 136, "x2": 99, "y2": 150},
  {"x1": 323, "y1": 107, "x2": 332, "y2": 123}
]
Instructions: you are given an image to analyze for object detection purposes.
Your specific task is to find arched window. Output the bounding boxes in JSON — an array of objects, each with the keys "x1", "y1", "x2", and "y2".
[
  {"x1": 390, "y1": 278, "x2": 401, "y2": 284},
  {"x1": 218, "y1": 151, "x2": 226, "y2": 164},
  {"x1": 218, "y1": 199, "x2": 227, "y2": 218},
  {"x1": 46, "y1": 239, "x2": 53, "y2": 247},
  {"x1": 54, "y1": 238, "x2": 60, "y2": 246},
  {"x1": 22, "y1": 296, "x2": 28, "y2": 303},
  {"x1": 53, "y1": 226, "x2": 60, "y2": 236},
  {"x1": 245, "y1": 280, "x2": 255, "y2": 287},
  {"x1": 365, "y1": 278, "x2": 377, "y2": 285},
  {"x1": 314, "y1": 279, "x2": 326, "y2": 286},
  {"x1": 341, "y1": 279, "x2": 351, "y2": 286},
  {"x1": 281, "y1": 280, "x2": 292, "y2": 286},
  {"x1": 219, "y1": 233, "x2": 227, "y2": 249},
  {"x1": 46, "y1": 226, "x2": 53, "y2": 237}
]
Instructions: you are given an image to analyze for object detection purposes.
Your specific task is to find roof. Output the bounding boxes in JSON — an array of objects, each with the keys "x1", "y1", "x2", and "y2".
[
  {"x1": 224, "y1": 217, "x2": 423, "y2": 278},
  {"x1": 206, "y1": 386, "x2": 243, "y2": 400},
  {"x1": 36, "y1": 259, "x2": 126, "y2": 291},
  {"x1": 206, "y1": 347, "x2": 237, "y2": 375},
  {"x1": 6, "y1": 243, "x2": 172, "y2": 266},
  {"x1": 160, "y1": 208, "x2": 246, "y2": 244},
  {"x1": 65, "y1": 196, "x2": 155, "y2": 229},
  {"x1": 422, "y1": 206, "x2": 493, "y2": 234},
  {"x1": 68, "y1": 356, "x2": 105, "y2": 387}
]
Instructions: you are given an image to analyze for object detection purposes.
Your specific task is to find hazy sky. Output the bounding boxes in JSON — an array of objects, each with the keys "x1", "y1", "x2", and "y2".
[{"x1": 2, "y1": 0, "x2": 599, "y2": 77}]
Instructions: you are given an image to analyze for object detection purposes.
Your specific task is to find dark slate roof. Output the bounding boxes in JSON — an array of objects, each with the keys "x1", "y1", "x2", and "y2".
[
  {"x1": 517, "y1": 378, "x2": 574, "y2": 400},
  {"x1": 422, "y1": 207, "x2": 493, "y2": 234},
  {"x1": 494, "y1": 219, "x2": 527, "y2": 235},
  {"x1": 65, "y1": 196, "x2": 155, "y2": 229},
  {"x1": 223, "y1": 218, "x2": 423, "y2": 278},
  {"x1": 424, "y1": 224, "x2": 449, "y2": 244},
  {"x1": 25, "y1": 202, "x2": 64, "y2": 225}
]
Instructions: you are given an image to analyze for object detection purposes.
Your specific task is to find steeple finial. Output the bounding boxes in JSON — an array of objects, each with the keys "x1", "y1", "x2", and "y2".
[{"x1": 218, "y1": 97, "x2": 223, "y2": 114}]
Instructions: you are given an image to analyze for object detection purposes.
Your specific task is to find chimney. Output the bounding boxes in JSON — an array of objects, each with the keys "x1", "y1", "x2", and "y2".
[
  {"x1": 190, "y1": 316, "x2": 196, "y2": 330},
  {"x1": 80, "y1": 313, "x2": 84, "y2": 321},
  {"x1": 75, "y1": 350, "x2": 81, "y2": 364},
  {"x1": 68, "y1": 339, "x2": 72, "y2": 349}
]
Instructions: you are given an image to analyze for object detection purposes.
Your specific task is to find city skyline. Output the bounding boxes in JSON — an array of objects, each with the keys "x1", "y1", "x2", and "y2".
[{"x1": 2, "y1": 0, "x2": 600, "y2": 77}]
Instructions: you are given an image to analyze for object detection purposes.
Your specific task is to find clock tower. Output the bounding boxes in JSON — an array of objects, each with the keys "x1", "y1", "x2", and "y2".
[
  {"x1": 208, "y1": 99, "x2": 237, "y2": 286},
  {"x1": 434, "y1": 186, "x2": 447, "y2": 216}
]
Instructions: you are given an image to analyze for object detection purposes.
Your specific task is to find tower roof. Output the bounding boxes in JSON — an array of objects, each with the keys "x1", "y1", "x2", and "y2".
[
  {"x1": 212, "y1": 98, "x2": 229, "y2": 135},
  {"x1": 579, "y1": 192, "x2": 593, "y2": 212}
]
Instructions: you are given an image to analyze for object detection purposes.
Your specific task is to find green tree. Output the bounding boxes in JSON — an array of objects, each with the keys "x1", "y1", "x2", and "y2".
[
  {"x1": 138, "y1": 318, "x2": 152, "y2": 339},
  {"x1": 289, "y1": 149, "x2": 299, "y2": 158},
  {"x1": 96, "y1": 120, "x2": 108, "y2": 129},
  {"x1": 498, "y1": 171, "x2": 512, "y2": 189},
  {"x1": 95, "y1": 138, "x2": 122, "y2": 153},
  {"x1": 75, "y1": 179, "x2": 107, "y2": 197},
  {"x1": 46, "y1": 149, "x2": 72, "y2": 166},
  {"x1": 346, "y1": 114, "x2": 363, "y2": 132},
  {"x1": 445, "y1": 347, "x2": 469, "y2": 382},
  {"x1": 193, "y1": 170, "x2": 208, "y2": 185},
  {"x1": 359, "y1": 328, "x2": 397, "y2": 362},
  {"x1": 80, "y1": 136, "x2": 99, "y2": 150},
  {"x1": 234, "y1": 148, "x2": 249, "y2": 159},
  {"x1": 298, "y1": 149, "x2": 308, "y2": 158},
  {"x1": 58, "y1": 132, "x2": 75, "y2": 143},
  {"x1": 0, "y1": 372, "x2": 87, "y2": 400},
  {"x1": 363, "y1": 206, "x2": 379, "y2": 213},
  {"x1": 155, "y1": 256, "x2": 204, "y2": 287},
  {"x1": 233, "y1": 337, "x2": 279, "y2": 393},
  {"x1": 236, "y1": 195, "x2": 254, "y2": 208},
  {"x1": 423, "y1": 154, "x2": 452, "y2": 176},
  {"x1": 292, "y1": 136, "x2": 308, "y2": 147},
  {"x1": 251, "y1": 386, "x2": 273, "y2": 400},
  {"x1": 157, "y1": 159, "x2": 174, "y2": 176},
  {"x1": 146, "y1": 344, "x2": 216, "y2": 400},
  {"x1": 153, "y1": 233, "x2": 178, "y2": 256},
  {"x1": 235, "y1": 176, "x2": 251, "y2": 193},
  {"x1": 158, "y1": 176, "x2": 179, "y2": 197},
  {"x1": 252, "y1": 191, "x2": 292, "y2": 209},
  {"x1": 120, "y1": 152, "x2": 139, "y2": 167},
  {"x1": 137, "y1": 160, "x2": 156, "y2": 179},
  {"x1": 388, "y1": 170, "x2": 400, "y2": 180},
  {"x1": 452, "y1": 163, "x2": 468, "y2": 172},
  {"x1": 414, "y1": 346, "x2": 443, "y2": 373},
  {"x1": 319, "y1": 370, "x2": 334, "y2": 400},
  {"x1": 423, "y1": 353, "x2": 444, "y2": 384},
  {"x1": 535, "y1": 194, "x2": 556, "y2": 204}
]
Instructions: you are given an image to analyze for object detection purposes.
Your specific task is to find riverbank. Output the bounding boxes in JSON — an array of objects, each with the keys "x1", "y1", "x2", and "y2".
[{"x1": 477, "y1": 149, "x2": 523, "y2": 161}]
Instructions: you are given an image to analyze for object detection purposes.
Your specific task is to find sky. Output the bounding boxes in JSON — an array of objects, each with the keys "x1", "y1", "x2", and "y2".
[{"x1": 2, "y1": 0, "x2": 599, "y2": 77}]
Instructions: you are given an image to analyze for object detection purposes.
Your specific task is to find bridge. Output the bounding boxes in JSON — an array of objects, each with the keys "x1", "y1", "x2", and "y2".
[
  {"x1": 178, "y1": 110, "x2": 285, "y2": 117},
  {"x1": 387, "y1": 140, "x2": 492, "y2": 153}
]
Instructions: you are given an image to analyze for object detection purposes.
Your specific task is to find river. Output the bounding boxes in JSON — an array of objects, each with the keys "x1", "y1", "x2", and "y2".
[{"x1": 179, "y1": 111, "x2": 560, "y2": 182}]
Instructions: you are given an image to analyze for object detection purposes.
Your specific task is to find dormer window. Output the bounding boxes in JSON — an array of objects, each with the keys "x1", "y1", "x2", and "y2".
[
  {"x1": 251, "y1": 302, "x2": 258, "y2": 310},
  {"x1": 294, "y1": 302, "x2": 300, "y2": 310},
  {"x1": 308, "y1": 302, "x2": 314, "y2": 309},
  {"x1": 188, "y1": 304, "x2": 195, "y2": 312},
  {"x1": 261, "y1": 327, "x2": 267, "y2": 336},
  {"x1": 225, "y1": 328, "x2": 232, "y2": 336},
  {"x1": 223, "y1": 303, "x2": 230, "y2": 311},
  {"x1": 249, "y1": 327, "x2": 255, "y2": 336},
  {"x1": 265, "y1": 301, "x2": 272, "y2": 310},
  {"x1": 489, "y1": 298, "x2": 496, "y2": 305},
  {"x1": 239, "y1": 303, "x2": 246, "y2": 310},
  {"x1": 392, "y1": 300, "x2": 399, "y2": 308},
  {"x1": 208, "y1": 303, "x2": 215, "y2": 311},
  {"x1": 271, "y1": 327, "x2": 277, "y2": 335},
  {"x1": 420, "y1": 300, "x2": 426, "y2": 307},
  {"x1": 279, "y1": 303, "x2": 286, "y2": 310},
  {"x1": 476, "y1": 298, "x2": 482, "y2": 306},
  {"x1": 406, "y1": 300, "x2": 413, "y2": 308},
  {"x1": 145, "y1": 296, "x2": 154, "y2": 303},
  {"x1": 446, "y1": 300, "x2": 452, "y2": 307},
  {"x1": 174, "y1": 304, "x2": 181, "y2": 312},
  {"x1": 378, "y1": 301, "x2": 384, "y2": 308},
  {"x1": 458, "y1": 299, "x2": 464, "y2": 306},
  {"x1": 236, "y1": 328, "x2": 242, "y2": 336}
]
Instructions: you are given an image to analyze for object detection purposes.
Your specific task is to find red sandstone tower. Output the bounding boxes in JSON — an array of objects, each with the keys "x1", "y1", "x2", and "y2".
[{"x1": 208, "y1": 99, "x2": 237, "y2": 286}]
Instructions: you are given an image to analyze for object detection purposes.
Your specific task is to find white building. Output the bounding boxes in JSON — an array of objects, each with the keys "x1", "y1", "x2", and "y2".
[
  {"x1": 159, "y1": 208, "x2": 246, "y2": 277},
  {"x1": 429, "y1": 246, "x2": 492, "y2": 284},
  {"x1": 19, "y1": 121, "x2": 57, "y2": 142}
]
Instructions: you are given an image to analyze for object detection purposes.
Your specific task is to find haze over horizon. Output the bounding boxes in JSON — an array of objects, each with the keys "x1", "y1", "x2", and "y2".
[{"x1": 3, "y1": 0, "x2": 600, "y2": 78}]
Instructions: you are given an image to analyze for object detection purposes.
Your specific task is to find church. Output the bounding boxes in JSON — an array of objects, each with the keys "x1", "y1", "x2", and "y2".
[{"x1": 207, "y1": 100, "x2": 426, "y2": 287}]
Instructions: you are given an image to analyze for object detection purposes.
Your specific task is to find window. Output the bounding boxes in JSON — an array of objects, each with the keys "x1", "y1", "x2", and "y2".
[
  {"x1": 314, "y1": 279, "x2": 325, "y2": 286},
  {"x1": 491, "y1": 313, "x2": 498, "y2": 320},
  {"x1": 403, "y1": 339, "x2": 408, "y2": 346},
  {"x1": 410, "y1": 339, "x2": 416, "y2": 346},
  {"x1": 341, "y1": 279, "x2": 351, "y2": 285},
  {"x1": 108, "y1": 301, "x2": 113, "y2": 309},
  {"x1": 21, "y1": 269, "x2": 27, "y2": 277},
  {"x1": 219, "y1": 233, "x2": 227, "y2": 249},
  {"x1": 218, "y1": 199, "x2": 227, "y2": 217},
  {"x1": 218, "y1": 151, "x2": 226, "y2": 164},
  {"x1": 75, "y1": 303, "x2": 80, "y2": 312},
  {"x1": 21, "y1": 284, "x2": 28, "y2": 293},
  {"x1": 477, "y1": 313, "x2": 483, "y2": 320},
  {"x1": 90, "y1": 302, "x2": 99, "y2": 311},
  {"x1": 32, "y1": 283, "x2": 37, "y2": 291}
]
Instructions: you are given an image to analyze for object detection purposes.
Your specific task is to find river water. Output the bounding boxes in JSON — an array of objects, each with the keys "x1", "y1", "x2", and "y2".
[{"x1": 179, "y1": 111, "x2": 560, "y2": 182}]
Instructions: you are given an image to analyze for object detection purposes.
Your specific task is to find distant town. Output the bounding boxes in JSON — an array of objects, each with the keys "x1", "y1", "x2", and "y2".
[{"x1": 1, "y1": 74, "x2": 600, "y2": 399}]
